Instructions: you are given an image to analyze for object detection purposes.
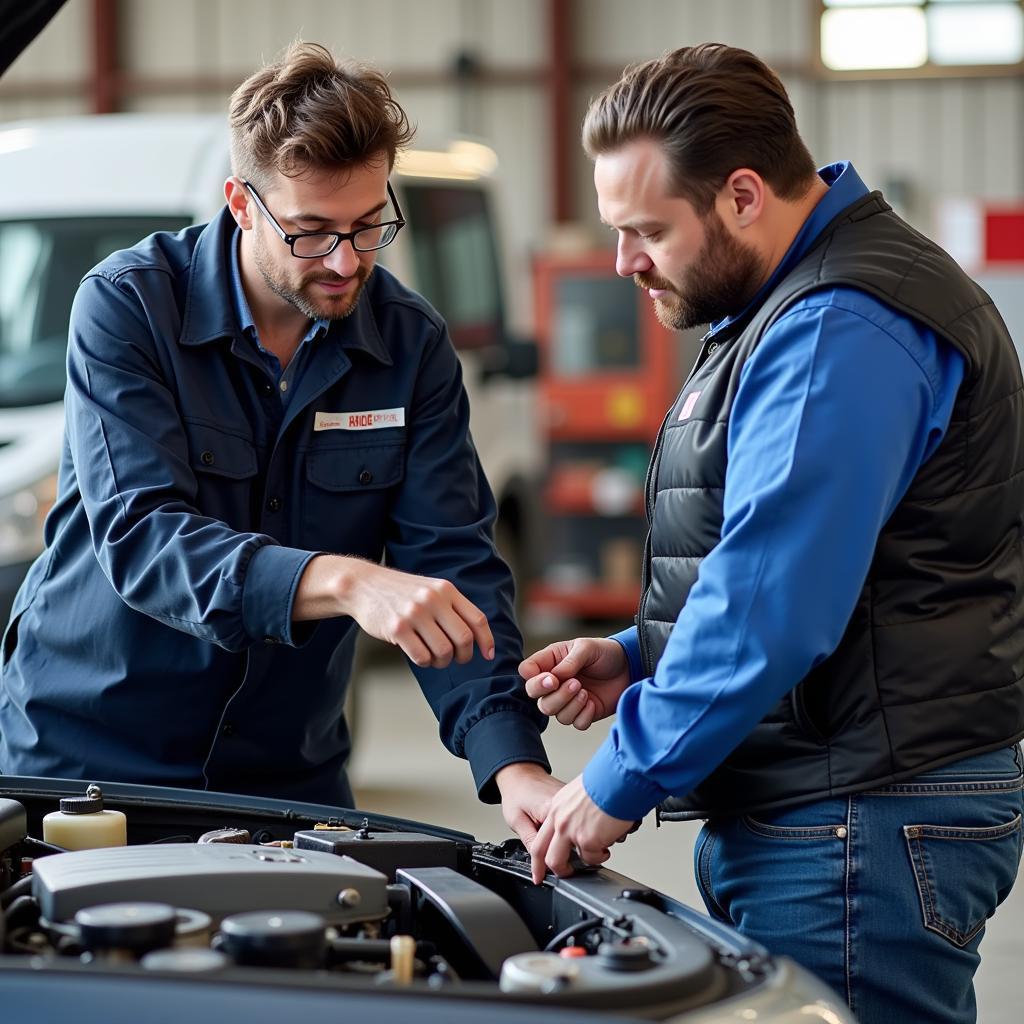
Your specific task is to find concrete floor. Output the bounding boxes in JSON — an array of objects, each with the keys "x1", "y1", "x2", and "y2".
[{"x1": 349, "y1": 646, "x2": 1024, "y2": 1024}]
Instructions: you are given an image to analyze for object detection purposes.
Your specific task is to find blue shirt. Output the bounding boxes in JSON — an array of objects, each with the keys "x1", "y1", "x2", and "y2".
[
  {"x1": 0, "y1": 208, "x2": 548, "y2": 804},
  {"x1": 585, "y1": 163, "x2": 967, "y2": 820},
  {"x1": 228, "y1": 230, "x2": 325, "y2": 409}
]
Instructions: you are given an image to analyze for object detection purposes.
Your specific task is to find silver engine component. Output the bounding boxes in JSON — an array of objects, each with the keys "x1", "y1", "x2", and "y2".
[{"x1": 31, "y1": 843, "x2": 389, "y2": 925}]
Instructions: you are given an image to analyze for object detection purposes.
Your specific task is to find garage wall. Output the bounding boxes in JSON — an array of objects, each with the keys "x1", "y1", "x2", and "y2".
[
  {"x1": 2, "y1": 0, "x2": 1022, "y2": 325},
  {"x1": 570, "y1": 0, "x2": 1023, "y2": 233},
  {"x1": 112, "y1": 0, "x2": 552, "y2": 330},
  {"x1": 118, "y1": 0, "x2": 545, "y2": 80},
  {"x1": 0, "y1": 1, "x2": 90, "y2": 119}
]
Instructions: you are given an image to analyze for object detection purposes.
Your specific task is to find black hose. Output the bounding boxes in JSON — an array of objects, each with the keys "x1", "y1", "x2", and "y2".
[
  {"x1": 23, "y1": 836, "x2": 66, "y2": 856},
  {"x1": 327, "y1": 936, "x2": 434, "y2": 965},
  {"x1": 4, "y1": 894, "x2": 38, "y2": 932},
  {"x1": 0, "y1": 874, "x2": 32, "y2": 910},
  {"x1": 542, "y1": 914, "x2": 605, "y2": 953}
]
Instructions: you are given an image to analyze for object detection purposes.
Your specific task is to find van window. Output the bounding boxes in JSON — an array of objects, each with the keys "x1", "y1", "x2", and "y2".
[
  {"x1": 0, "y1": 216, "x2": 190, "y2": 408},
  {"x1": 401, "y1": 184, "x2": 505, "y2": 350}
]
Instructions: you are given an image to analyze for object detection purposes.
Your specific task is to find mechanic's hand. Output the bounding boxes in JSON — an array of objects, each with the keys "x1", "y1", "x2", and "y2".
[
  {"x1": 520, "y1": 637, "x2": 631, "y2": 730},
  {"x1": 296, "y1": 555, "x2": 494, "y2": 669},
  {"x1": 529, "y1": 775, "x2": 635, "y2": 884},
  {"x1": 494, "y1": 762, "x2": 566, "y2": 851}
]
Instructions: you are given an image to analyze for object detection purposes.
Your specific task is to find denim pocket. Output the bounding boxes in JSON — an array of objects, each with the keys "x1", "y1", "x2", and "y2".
[
  {"x1": 742, "y1": 815, "x2": 847, "y2": 841},
  {"x1": 904, "y1": 813, "x2": 1023, "y2": 947},
  {"x1": 693, "y1": 824, "x2": 728, "y2": 921}
]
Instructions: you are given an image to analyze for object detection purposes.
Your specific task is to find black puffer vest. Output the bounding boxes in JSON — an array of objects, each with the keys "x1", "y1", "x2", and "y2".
[{"x1": 639, "y1": 192, "x2": 1024, "y2": 821}]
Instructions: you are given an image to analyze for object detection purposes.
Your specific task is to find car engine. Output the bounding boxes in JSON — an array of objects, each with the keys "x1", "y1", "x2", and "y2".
[{"x1": 0, "y1": 777, "x2": 850, "y2": 1023}]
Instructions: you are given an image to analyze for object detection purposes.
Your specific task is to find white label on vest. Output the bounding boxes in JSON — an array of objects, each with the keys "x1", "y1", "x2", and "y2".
[
  {"x1": 314, "y1": 408, "x2": 405, "y2": 431},
  {"x1": 678, "y1": 391, "x2": 702, "y2": 420}
]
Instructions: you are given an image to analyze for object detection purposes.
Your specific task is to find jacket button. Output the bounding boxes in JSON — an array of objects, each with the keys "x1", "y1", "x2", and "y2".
[
  {"x1": 201, "y1": 450, "x2": 215, "y2": 466},
  {"x1": 835, "y1": 826, "x2": 848, "y2": 840},
  {"x1": 358, "y1": 470, "x2": 373, "y2": 485},
  {"x1": 221, "y1": 722, "x2": 235, "y2": 736},
  {"x1": 267, "y1": 497, "x2": 281, "y2": 512}
]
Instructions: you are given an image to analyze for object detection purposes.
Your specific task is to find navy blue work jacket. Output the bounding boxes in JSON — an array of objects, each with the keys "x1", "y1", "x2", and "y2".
[{"x1": 0, "y1": 207, "x2": 548, "y2": 805}]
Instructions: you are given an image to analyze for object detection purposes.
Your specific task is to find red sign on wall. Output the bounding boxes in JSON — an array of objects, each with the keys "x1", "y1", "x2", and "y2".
[{"x1": 985, "y1": 210, "x2": 1024, "y2": 263}]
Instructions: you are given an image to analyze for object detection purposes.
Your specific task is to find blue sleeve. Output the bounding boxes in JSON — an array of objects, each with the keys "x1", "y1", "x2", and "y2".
[
  {"x1": 65, "y1": 272, "x2": 315, "y2": 653},
  {"x1": 610, "y1": 626, "x2": 644, "y2": 683},
  {"x1": 583, "y1": 290, "x2": 966, "y2": 820},
  {"x1": 383, "y1": 322, "x2": 549, "y2": 802}
]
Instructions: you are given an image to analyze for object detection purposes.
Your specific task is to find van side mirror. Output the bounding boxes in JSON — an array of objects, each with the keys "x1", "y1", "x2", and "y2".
[{"x1": 481, "y1": 338, "x2": 539, "y2": 382}]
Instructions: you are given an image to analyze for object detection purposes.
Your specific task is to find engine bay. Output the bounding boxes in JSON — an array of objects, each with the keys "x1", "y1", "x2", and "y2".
[{"x1": 0, "y1": 777, "x2": 783, "y2": 1022}]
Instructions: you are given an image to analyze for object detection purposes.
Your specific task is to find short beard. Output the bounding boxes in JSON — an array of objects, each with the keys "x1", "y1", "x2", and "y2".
[
  {"x1": 253, "y1": 230, "x2": 371, "y2": 322},
  {"x1": 636, "y1": 211, "x2": 766, "y2": 331}
]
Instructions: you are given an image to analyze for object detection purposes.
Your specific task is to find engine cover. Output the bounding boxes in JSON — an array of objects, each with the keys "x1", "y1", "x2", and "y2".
[{"x1": 32, "y1": 844, "x2": 388, "y2": 925}]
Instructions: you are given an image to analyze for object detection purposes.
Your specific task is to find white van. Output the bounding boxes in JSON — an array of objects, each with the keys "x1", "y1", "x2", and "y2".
[{"x1": 0, "y1": 114, "x2": 541, "y2": 622}]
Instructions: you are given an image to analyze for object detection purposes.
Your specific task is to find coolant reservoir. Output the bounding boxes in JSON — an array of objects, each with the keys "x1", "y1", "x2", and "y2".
[
  {"x1": 42, "y1": 784, "x2": 127, "y2": 850},
  {"x1": 500, "y1": 951, "x2": 580, "y2": 993}
]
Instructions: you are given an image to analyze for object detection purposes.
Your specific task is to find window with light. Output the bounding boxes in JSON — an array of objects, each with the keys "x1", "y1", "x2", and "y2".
[{"x1": 820, "y1": 0, "x2": 1024, "y2": 71}]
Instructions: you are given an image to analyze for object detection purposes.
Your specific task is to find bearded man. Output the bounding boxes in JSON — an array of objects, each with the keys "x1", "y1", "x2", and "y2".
[{"x1": 523, "y1": 43, "x2": 1024, "y2": 1024}]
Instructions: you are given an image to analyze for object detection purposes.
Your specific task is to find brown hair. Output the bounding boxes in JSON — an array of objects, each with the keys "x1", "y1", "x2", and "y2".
[
  {"x1": 583, "y1": 43, "x2": 817, "y2": 213},
  {"x1": 229, "y1": 41, "x2": 415, "y2": 189}
]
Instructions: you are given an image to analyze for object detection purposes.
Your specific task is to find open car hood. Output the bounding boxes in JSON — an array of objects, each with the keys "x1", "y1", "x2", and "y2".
[{"x1": 0, "y1": 775, "x2": 854, "y2": 1023}]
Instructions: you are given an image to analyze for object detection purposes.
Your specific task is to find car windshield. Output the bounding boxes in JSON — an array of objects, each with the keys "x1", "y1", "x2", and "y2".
[
  {"x1": 0, "y1": 216, "x2": 191, "y2": 408},
  {"x1": 401, "y1": 184, "x2": 504, "y2": 351}
]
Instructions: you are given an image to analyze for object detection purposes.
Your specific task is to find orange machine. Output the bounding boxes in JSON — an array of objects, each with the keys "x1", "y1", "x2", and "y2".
[{"x1": 528, "y1": 251, "x2": 702, "y2": 622}]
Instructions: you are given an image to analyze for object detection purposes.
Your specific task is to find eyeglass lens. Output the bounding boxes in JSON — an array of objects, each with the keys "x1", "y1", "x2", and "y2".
[{"x1": 292, "y1": 222, "x2": 399, "y2": 257}]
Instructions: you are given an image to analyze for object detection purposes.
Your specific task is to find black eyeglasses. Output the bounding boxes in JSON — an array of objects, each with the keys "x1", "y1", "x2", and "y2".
[{"x1": 243, "y1": 180, "x2": 406, "y2": 258}]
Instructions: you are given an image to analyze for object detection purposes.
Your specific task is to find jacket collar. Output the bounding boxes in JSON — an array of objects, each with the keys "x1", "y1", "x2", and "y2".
[
  {"x1": 709, "y1": 162, "x2": 871, "y2": 339},
  {"x1": 179, "y1": 206, "x2": 393, "y2": 366}
]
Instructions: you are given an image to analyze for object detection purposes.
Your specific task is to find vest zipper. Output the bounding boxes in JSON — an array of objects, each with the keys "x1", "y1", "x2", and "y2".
[{"x1": 638, "y1": 329, "x2": 714, "y2": 675}]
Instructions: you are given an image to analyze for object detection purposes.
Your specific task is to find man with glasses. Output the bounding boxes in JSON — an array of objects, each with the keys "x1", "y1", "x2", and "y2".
[{"x1": 0, "y1": 43, "x2": 559, "y2": 846}]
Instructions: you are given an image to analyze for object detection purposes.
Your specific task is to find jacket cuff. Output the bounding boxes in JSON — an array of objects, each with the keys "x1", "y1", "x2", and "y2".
[
  {"x1": 463, "y1": 711, "x2": 551, "y2": 804},
  {"x1": 241, "y1": 543, "x2": 320, "y2": 647},
  {"x1": 609, "y1": 626, "x2": 644, "y2": 684},
  {"x1": 583, "y1": 737, "x2": 668, "y2": 821}
]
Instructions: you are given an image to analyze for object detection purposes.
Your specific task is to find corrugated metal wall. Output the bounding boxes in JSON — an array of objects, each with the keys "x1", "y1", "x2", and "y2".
[
  {"x1": 570, "y1": 0, "x2": 1023, "y2": 231},
  {"x1": 0, "y1": 1, "x2": 90, "y2": 119},
  {"x1": 0, "y1": 0, "x2": 553, "y2": 329},
  {"x1": 2, "y1": 0, "x2": 1022, "y2": 322}
]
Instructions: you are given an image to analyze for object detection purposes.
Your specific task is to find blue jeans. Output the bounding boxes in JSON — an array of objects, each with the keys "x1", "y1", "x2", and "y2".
[{"x1": 694, "y1": 746, "x2": 1024, "y2": 1024}]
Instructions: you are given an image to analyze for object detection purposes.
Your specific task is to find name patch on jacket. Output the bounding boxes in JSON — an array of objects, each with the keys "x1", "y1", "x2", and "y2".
[{"x1": 314, "y1": 408, "x2": 406, "y2": 431}]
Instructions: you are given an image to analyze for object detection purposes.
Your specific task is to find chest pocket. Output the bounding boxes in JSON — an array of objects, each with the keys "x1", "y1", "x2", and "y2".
[
  {"x1": 306, "y1": 442, "x2": 405, "y2": 492},
  {"x1": 304, "y1": 442, "x2": 405, "y2": 555},
  {"x1": 184, "y1": 421, "x2": 259, "y2": 531},
  {"x1": 185, "y1": 421, "x2": 259, "y2": 480}
]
